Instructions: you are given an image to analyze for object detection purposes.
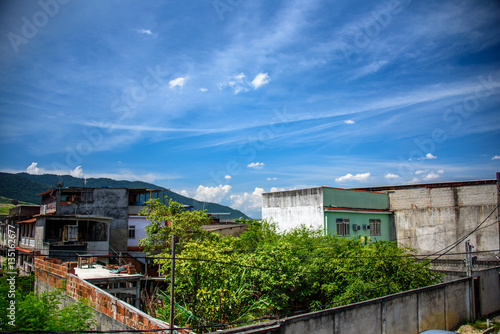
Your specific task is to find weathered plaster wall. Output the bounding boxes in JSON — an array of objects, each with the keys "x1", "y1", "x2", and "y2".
[
  {"x1": 262, "y1": 188, "x2": 324, "y2": 230},
  {"x1": 60, "y1": 188, "x2": 129, "y2": 251},
  {"x1": 388, "y1": 184, "x2": 499, "y2": 256}
]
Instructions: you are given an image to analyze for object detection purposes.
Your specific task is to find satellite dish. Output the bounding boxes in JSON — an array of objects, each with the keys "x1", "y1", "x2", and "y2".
[{"x1": 56, "y1": 181, "x2": 64, "y2": 189}]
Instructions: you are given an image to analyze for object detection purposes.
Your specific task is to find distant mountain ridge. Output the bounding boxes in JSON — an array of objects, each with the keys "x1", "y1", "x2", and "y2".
[{"x1": 0, "y1": 172, "x2": 249, "y2": 219}]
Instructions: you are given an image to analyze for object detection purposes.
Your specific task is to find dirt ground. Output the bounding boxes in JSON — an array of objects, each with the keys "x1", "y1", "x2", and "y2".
[
  {"x1": 456, "y1": 324, "x2": 483, "y2": 334},
  {"x1": 456, "y1": 315, "x2": 500, "y2": 334}
]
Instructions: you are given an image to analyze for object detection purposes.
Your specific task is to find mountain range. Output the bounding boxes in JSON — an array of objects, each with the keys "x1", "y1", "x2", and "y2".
[{"x1": 0, "y1": 172, "x2": 249, "y2": 219}]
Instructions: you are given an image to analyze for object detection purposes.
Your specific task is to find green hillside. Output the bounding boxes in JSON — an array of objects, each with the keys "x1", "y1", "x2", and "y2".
[
  {"x1": 0, "y1": 172, "x2": 249, "y2": 219},
  {"x1": 0, "y1": 196, "x2": 36, "y2": 215}
]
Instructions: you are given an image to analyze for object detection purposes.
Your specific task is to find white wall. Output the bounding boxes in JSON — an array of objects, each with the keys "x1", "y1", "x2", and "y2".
[
  {"x1": 262, "y1": 188, "x2": 324, "y2": 230},
  {"x1": 127, "y1": 216, "x2": 149, "y2": 248}
]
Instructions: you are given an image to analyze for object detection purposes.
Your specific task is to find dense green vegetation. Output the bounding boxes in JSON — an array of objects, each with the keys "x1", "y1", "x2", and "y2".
[
  {"x1": 0, "y1": 268, "x2": 95, "y2": 332},
  {"x1": 0, "y1": 172, "x2": 249, "y2": 219},
  {"x1": 0, "y1": 196, "x2": 36, "y2": 215},
  {"x1": 140, "y1": 199, "x2": 443, "y2": 332}
]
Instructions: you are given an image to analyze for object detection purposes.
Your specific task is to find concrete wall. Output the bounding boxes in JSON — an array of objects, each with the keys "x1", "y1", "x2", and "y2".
[
  {"x1": 475, "y1": 266, "x2": 500, "y2": 317},
  {"x1": 60, "y1": 188, "x2": 130, "y2": 251},
  {"x1": 388, "y1": 184, "x2": 499, "y2": 257},
  {"x1": 215, "y1": 278, "x2": 474, "y2": 334},
  {"x1": 262, "y1": 188, "x2": 324, "y2": 230}
]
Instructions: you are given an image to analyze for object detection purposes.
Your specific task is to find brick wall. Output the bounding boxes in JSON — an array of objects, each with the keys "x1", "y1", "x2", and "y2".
[{"x1": 34, "y1": 257, "x2": 188, "y2": 333}]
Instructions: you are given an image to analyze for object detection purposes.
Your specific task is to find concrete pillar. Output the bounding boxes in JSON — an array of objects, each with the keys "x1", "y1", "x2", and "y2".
[{"x1": 497, "y1": 172, "x2": 500, "y2": 252}]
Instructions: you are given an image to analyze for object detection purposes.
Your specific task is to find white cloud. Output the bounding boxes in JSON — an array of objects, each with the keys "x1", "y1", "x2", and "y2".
[
  {"x1": 344, "y1": 120, "x2": 355, "y2": 124},
  {"x1": 169, "y1": 77, "x2": 188, "y2": 88},
  {"x1": 267, "y1": 177, "x2": 278, "y2": 181},
  {"x1": 200, "y1": 88, "x2": 208, "y2": 92},
  {"x1": 26, "y1": 162, "x2": 41, "y2": 175},
  {"x1": 230, "y1": 187, "x2": 264, "y2": 212},
  {"x1": 492, "y1": 155, "x2": 500, "y2": 160},
  {"x1": 415, "y1": 170, "x2": 428, "y2": 175},
  {"x1": 224, "y1": 175, "x2": 232, "y2": 180},
  {"x1": 409, "y1": 178, "x2": 420, "y2": 184},
  {"x1": 219, "y1": 72, "x2": 270, "y2": 94},
  {"x1": 437, "y1": 170, "x2": 444, "y2": 174},
  {"x1": 384, "y1": 173, "x2": 399, "y2": 179},
  {"x1": 180, "y1": 190, "x2": 190, "y2": 197},
  {"x1": 194, "y1": 185, "x2": 231, "y2": 203},
  {"x1": 423, "y1": 153, "x2": 437, "y2": 160},
  {"x1": 423, "y1": 171, "x2": 440, "y2": 180},
  {"x1": 136, "y1": 28, "x2": 153, "y2": 36},
  {"x1": 251, "y1": 72, "x2": 270, "y2": 89},
  {"x1": 247, "y1": 162, "x2": 265, "y2": 169},
  {"x1": 335, "y1": 172, "x2": 371, "y2": 182},
  {"x1": 270, "y1": 187, "x2": 285, "y2": 192},
  {"x1": 70, "y1": 166, "x2": 84, "y2": 178}
]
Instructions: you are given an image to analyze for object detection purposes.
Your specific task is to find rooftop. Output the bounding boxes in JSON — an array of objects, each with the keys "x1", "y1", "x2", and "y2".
[{"x1": 74, "y1": 264, "x2": 143, "y2": 280}]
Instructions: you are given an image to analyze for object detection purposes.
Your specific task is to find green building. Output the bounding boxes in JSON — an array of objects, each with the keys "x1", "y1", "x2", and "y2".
[{"x1": 262, "y1": 187, "x2": 393, "y2": 241}]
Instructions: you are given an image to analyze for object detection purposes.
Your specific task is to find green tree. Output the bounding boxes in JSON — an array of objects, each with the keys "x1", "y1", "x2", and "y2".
[
  {"x1": 0, "y1": 273, "x2": 95, "y2": 332},
  {"x1": 138, "y1": 197, "x2": 212, "y2": 255},
  {"x1": 152, "y1": 222, "x2": 442, "y2": 332}
]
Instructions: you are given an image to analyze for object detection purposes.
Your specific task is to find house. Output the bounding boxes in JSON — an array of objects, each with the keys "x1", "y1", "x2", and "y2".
[
  {"x1": 262, "y1": 187, "x2": 393, "y2": 241},
  {"x1": 262, "y1": 173, "x2": 500, "y2": 259},
  {"x1": 38, "y1": 187, "x2": 164, "y2": 252},
  {"x1": 3, "y1": 205, "x2": 40, "y2": 274}
]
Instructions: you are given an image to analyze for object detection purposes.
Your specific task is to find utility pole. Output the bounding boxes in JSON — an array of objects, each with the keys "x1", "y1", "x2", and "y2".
[
  {"x1": 170, "y1": 234, "x2": 176, "y2": 332},
  {"x1": 465, "y1": 240, "x2": 474, "y2": 277}
]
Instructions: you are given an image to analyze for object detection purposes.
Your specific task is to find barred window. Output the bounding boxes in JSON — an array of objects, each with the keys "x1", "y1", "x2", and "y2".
[
  {"x1": 369, "y1": 219, "x2": 381, "y2": 235},
  {"x1": 128, "y1": 225, "x2": 136, "y2": 239},
  {"x1": 336, "y1": 218, "x2": 350, "y2": 236}
]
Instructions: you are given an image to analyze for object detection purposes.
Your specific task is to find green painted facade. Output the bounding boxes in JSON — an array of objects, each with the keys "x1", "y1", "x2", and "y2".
[
  {"x1": 324, "y1": 211, "x2": 391, "y2": 241},
  {"x1": 322, "y1": 187, "x2": 392, "y2": 241},
  {"x1": 322, "y1": 187, "x2": 389, "y2": 210}
]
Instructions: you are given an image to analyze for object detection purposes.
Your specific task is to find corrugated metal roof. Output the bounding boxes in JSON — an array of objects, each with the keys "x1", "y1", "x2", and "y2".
[{"x1": 16, "y1": 218, "x2": 36, "y2": 224}]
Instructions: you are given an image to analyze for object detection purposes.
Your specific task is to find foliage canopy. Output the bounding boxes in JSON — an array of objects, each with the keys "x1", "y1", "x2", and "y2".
[
  {"x1": 0, "y1": 272, "x2": 95, "y2": 332},
  {"x1": 140, "y1": 200, "x2": 442, "y2": 333}
]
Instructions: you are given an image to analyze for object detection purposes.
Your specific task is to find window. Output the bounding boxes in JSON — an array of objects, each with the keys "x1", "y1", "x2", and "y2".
[
  {"x1": 336, "y1": 218, "x2": 350, "y2": 236},
  {"x1": 128, "y1": 225, "x2": 136, "y2": 239},
  {"x1": 369, "y1": 219, "x2": 381, "y2": 235}
]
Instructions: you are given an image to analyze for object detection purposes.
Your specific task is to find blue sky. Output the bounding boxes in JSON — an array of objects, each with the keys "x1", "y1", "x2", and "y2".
[{"x1": 1, "y1": 0, "x2": 499, "y2": 218}]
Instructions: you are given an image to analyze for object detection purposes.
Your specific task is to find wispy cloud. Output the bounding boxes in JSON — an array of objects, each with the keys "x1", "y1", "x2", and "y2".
[
  {"x1": 136, "y1": 28, "x2": 153, "y2": 36},
  {"x1": 492, "y1": 155, "x2": 500, "y2": 160},
  {"x1": 247, "y1": 162, "x2": 265, "y2": 170},
  {"x1": 385, "y1": 173, "x2": 399, "y2": 179},
  {"x1": 344, "y1": 119, "x2": 355, "y2": 124}
]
